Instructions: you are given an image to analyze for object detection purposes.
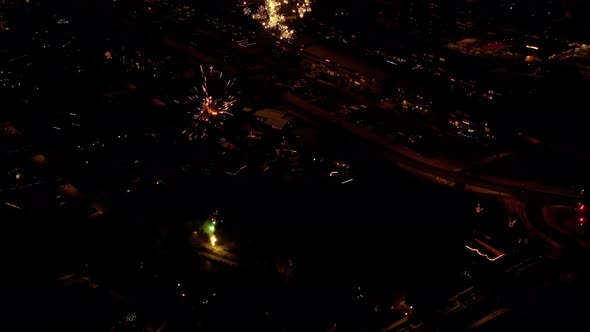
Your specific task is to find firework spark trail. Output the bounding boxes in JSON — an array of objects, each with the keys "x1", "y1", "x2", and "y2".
[
  {"x1": 183, "y1": 66, "x2": 236, "y2": 140},
  {"x1": 243, "y1": 0, "x2": 312, "y2": 40}
]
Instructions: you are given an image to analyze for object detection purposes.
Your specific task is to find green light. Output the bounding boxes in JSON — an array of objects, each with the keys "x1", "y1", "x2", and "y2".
[{"x1": 203, "y1": 219, "x2": 216, "y2": 235}]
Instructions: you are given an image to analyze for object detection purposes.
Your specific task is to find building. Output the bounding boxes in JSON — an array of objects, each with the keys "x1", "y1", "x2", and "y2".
[
  {"x1": 448, "y1": 111, "x2": 494, "y2": 140},
  {"x1": 254, "y1": 108, "x2": 292, "y2": 130},
  {"x1": 1, "y1": 0, "x2": 30, "y2": 5},
  {"x1": 448, "y1": 38, "x2": 516, "y2": 60},
  {"x1": 448, "y1": 37, "x2": 575, "y2": 64},
  {"x1": 301, "y1": 45, "x2": 390, "y2": 95}
]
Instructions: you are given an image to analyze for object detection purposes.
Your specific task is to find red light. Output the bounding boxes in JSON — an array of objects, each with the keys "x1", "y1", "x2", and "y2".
[
  {"x1": 580, "y1": 217, "x2": 585, "y2": 223},
  {"x1": 580, "y1": 204, "x2": 585, "y2": 211}
]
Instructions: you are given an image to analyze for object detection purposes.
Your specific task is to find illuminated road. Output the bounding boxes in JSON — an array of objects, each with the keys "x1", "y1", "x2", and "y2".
[
  {"x1": 281, "y1": 91, "x2": 589, "y2": 255},
  {"x1": 282, "y1": 91, "x2": 580, "y2": 201}
]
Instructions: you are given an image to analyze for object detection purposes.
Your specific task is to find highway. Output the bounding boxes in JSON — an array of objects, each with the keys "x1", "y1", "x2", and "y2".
[
  {"x1": 281, "y1": 91, "x2": 587, "y2": 255},
  {"x1": 282, "y1": 91, "x2": 580, "y2": 200}
]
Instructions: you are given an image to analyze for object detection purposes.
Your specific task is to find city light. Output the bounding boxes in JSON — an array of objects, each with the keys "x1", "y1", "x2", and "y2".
[
  {"x1": 465, "y1": 245, "x2": 505, "y2": 262},
  {"x1": 125, "y1": 313, "x2": 137, "y2": 323},
  {"x1": 475, "y1": 203, "x2": 484, "y2": 214},
  {"x1": 210, "y1": 235, "x2": 218, "y2": 247}
]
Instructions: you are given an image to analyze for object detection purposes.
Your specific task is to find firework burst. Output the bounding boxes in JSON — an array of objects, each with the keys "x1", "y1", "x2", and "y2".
[
  {"x1": 242, "y1": 0, "x2": 312, "y2": 40},
  {"x1": 183, "y1": 65, "x2": 236, "y2": 140}
]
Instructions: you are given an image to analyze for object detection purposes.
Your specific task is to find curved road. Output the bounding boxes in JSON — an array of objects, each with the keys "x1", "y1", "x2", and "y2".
[{"x1": 282, "y1": 91, "x2": 586, "y2": 254}]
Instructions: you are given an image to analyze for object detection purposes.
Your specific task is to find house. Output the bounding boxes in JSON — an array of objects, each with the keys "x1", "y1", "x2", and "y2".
[
  {"x1": 254, "y1": 108, "x2": 292, "y2": 130},
  {"x1": 301, "y1": 45, "x2": 391, "y2": 95}
]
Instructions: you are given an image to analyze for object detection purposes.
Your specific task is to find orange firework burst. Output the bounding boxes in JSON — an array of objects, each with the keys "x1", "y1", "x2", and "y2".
[
  {"x1": 242, "y1": 0, "x2": 312, "y2": 40},
  {"x1": 183, "y1": 65, "x2": 236, "y2": 140}
]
